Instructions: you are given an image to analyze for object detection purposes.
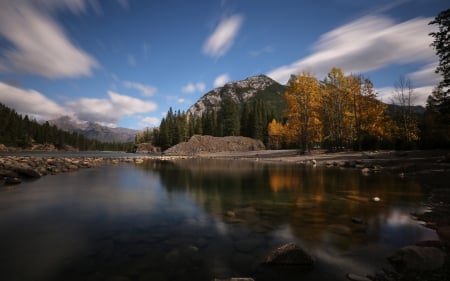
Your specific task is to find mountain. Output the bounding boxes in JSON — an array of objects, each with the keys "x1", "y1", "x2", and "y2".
[
  {"x1": 48, "y1": 116, "x2": 138, "y2": 143},
  {"x1": 187, "y1": 74, "x2": 288, "y2": 118}
]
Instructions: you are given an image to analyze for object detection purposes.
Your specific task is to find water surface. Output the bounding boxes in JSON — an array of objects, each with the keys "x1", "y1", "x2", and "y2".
[{"x1": 0, "y1": 158, "x2": 436, "y2": 281}]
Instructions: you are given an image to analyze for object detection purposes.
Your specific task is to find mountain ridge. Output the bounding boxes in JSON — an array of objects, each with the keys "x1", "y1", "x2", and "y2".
[
  {"x1": 187, "y1": 74, "x2": 288, "y2": 118},
  {"x1": 48, "y1": 116, "x2": 138, "y2": 143}
]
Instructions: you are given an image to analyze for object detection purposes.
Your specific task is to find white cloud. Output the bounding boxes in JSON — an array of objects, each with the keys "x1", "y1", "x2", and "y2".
[
  {"x1": 0, "y1": 82, "x2": 68, "y2": 120},
  {"x1": 376, "y1": 85, "x2": 433, "y2": 106},
  {"x1": 249, "y1": 46, "x2": 274, "y2": 57},
  {"x1": 267, "y1": 15, "x2": 437, "y2": 84},
  {"x1": 140, "y1": 117, "x2": 160, "y2": 127},
  {"x1": 203, "y1": 14, "x2": 244, "y2": 58},
  {"x1": 181, "y1": 82, "x2": 206, "y2": 93},
  {"x1": 0, "y1": 0, "x2": 98, "y2": 78},
  {"x1": 117, "y1": 0, "x2": 129, "y2": 10},
  {"x1": 214, "y1": 73, "x2": 230, "y2": 88},
  {"x1": 123, "y1": 81, "x2": 157, "y2": 96},
  {"x1": 408, "y1": 63, "x2": 441, "y2": 86},
  {"x1": 127, "y1": 54, "x2": 136, "y2": 66},
  {"x1": 67, "y1": 91, "x2": 157, "y2": 125}
]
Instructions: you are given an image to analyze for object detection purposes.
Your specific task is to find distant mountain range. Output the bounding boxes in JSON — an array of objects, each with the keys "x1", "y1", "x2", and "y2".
[{"x1": 48, "y1": 116, "x2": 138, "y2": 143}]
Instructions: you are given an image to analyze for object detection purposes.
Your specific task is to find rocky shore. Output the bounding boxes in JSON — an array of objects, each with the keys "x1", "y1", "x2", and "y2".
[{"x1": 0, "y1": 155, "x2": 152, "y2": 186}]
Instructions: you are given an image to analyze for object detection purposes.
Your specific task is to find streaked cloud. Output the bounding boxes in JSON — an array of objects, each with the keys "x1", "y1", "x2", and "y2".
[
  {"x1": 0, "y1": 0, "x2": 98, "y2": 79},
  {"x1": 0, "y1": 82, "x2": 68, "y2": 120},
  {"x1": 249, "y1": 46, "x2": 274, "y2": 57},
  {"x1": 139, "y1": 116, "x2": 160, "y2": 127},
  {"x1": 181, "y1": 82, "x2": 206, "y2": 93},
  {"x1": 267, "y1": 15, "x2": 437, "y2": 84},
  {"x1": 408, "y1": 63, "x2": 440, "y2": 86},
  {"x1": 67, "y1": 91, "x2": 157, "y2": 124},
  {"x1": 376, "y1": 85, "x2": 433, "y2": 106},
  {"x1": 203, "y1": 14, "x2": 244, "y2": 58},
  {"x1": 123, "y1": 81, "x2": 157, "y2": 96},
  {"x1": 213, "y1": 73, "x2": 231, "y2": 88},
  {"x1": 127, "y1": 54, "x2": 136, "y2": 66}
]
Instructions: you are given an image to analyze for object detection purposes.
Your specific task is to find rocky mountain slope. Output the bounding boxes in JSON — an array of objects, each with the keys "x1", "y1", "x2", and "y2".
[
  {"x1": 48, "y1": 116, "x2": 138, "y2": 143},
  {"x1": 187, "y1": 74, "x2": 287, "y2": 118}
]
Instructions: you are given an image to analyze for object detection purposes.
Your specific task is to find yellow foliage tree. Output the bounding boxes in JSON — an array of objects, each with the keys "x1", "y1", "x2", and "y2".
[
  {"x1": 321, "y1": 67, "x2": 353, "y2": 149},
  {"x1": 348, "y1": 76, "x2": 391, "y2": 149},
  {"x1": 283, "y1": 72, "x2": 322, "y2": 153},
  {"x1": 267, "y1": 118, "x2": 284, "y2": 149}
]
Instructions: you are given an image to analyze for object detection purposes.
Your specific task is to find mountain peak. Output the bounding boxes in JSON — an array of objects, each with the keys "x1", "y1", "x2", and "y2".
[{"x1": 187, "y1": 74, "x2": 286, "y2": 118}]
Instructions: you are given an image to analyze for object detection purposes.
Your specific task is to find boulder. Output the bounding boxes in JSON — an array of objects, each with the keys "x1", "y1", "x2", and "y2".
[
  {"x1": 4, "y1": 177, "x2": 22, "y2": 185},
  {"x1": 262, "y1": 243, "x2": 314, "y2": 271},
  {"x1": 13, "y1": 166, "x2": 41, "y2": 178},
  {"x1": 387, "y1": 245, "x2": 446, "y2": 272},
  {"x1": 437, "y1": 226, "x2": 450, "y2": 241},
  {"x1": 213, "y1": 277, "x2": 255, "y2": 281}
]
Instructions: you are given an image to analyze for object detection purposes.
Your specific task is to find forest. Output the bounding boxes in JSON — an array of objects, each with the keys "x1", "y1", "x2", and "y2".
[
  {"x1": 136, "y1": 67, "x2": 448, "y2": 152},
  {"x1": 0, "y1": 103, "x2": 133, "y2": 151},
  {"x1": 138, "y1": 10, "x2": 449, "y2": 152}
]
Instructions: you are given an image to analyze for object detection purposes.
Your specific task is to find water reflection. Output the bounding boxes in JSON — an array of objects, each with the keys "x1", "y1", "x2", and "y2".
[{"x1": 0, "y1": 159, "x2": 437, "y2": 281}]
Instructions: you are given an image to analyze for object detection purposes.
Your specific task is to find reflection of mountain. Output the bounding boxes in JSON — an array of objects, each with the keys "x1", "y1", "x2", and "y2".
[{"x1": 140, "y1": 159, "x2": 425, "y2": 250}]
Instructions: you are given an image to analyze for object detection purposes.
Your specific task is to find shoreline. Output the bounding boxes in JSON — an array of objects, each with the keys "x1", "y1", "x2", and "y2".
[{"x1": 1, "y1": 149, "x2": 449, "y2": 280}]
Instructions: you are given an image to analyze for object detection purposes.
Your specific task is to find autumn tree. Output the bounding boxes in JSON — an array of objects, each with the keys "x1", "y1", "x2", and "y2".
[
  {"x1": 321, "y1": 67, "x2": 354, "y2": 149},
  {"x1": 348, "y1": 75, "x2": 391, "y2": 150},
  {"x1": 267, "y1": 119, "x2": 284, "y2": 149},
  {"x1": 284, "y1": 72, "x2": 322, "y2": 153}
]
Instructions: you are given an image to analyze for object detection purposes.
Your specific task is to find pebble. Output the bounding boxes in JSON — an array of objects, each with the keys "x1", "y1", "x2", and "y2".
[{"x1": 346, "y1": 273, "x2": 372, "y2": 281}]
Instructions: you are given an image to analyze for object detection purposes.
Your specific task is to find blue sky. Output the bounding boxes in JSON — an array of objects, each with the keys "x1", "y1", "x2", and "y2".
[{"x1": 0, "y1": 0, "x2": 447, "y2": 130}]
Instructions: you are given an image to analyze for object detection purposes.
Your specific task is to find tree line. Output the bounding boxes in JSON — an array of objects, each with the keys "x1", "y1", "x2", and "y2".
[
  {"x1": 139, "y1": 9, "x2": 449, "y2": 152},
  {"x1": 268, "y1": 69, "x2": 422, "y2": 152},
  {"x1": 137, "y1": 97, "x2": 277, "y2": 150},
  {"x1": 0, "y1": 103, "x2": 133, "y2": 151}
]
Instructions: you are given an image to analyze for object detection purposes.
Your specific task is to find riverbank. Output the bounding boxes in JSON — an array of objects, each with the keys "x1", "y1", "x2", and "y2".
[{"x1": 1, "y1": 149, "x2": 449, "y2": 280}]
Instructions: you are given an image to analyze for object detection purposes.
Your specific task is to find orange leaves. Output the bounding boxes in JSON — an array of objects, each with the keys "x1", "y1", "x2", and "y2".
[{"x1": 269, "y1": 67, "x2": 393, "y2": 150}]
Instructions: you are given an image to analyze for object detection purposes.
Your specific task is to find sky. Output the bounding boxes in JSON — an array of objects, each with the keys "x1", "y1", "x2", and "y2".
[{"x1": 0, "y1": 0, "x2": 447, "y2": 130}]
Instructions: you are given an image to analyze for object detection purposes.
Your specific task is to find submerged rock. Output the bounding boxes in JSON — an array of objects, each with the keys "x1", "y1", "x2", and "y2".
[
  {"x1": 346, "y1": 273, "x2": 372, "y2": 281},
  {"x1": 262, "y1": 243, "x2": 314, "y2": 271},
  {"x1": 388, "y1": 245, "x2": 446, "y2": 272}
]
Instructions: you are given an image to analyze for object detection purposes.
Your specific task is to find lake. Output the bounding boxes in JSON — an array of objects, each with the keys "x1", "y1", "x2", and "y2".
[{"x1": 0, "y1": 158, "x2": 437, "y2": 281}]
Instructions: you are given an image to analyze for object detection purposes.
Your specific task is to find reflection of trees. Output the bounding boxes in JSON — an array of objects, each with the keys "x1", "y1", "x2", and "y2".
[{"x1": 140, "y1": 159, "x2": 425, "y2": 251}]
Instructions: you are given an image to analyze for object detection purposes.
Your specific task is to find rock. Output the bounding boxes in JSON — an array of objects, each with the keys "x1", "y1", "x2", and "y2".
[
  {"x1": 13, "y1": 166, "x2": 41, "y2": 178},
  {"x1": 0, "y1": 169, "x2": 18, "y2": 178},
  {"x1": 351, "y1": 217, "x2": 364, "y2": 224},
  {"x1": 415, "y1": 240, "x2": 445, "y2": 248},
  {"x1": 436, "y1": 226, "x2": 450, "y2": 241},
  {"x1": 371, "y1": 197, "x2": 381, "y2": 202},
  {"x1": 4, "y1": 177, "x2": 22, "y2": 184},
  {"x1": 361, "y1": 168, "x2": 370, "y2": 174},
  {"x1": 262, "y1": 243, "x2": 314, "y2": 271},
  {"x1": 212, "y1": 277, "x2": 255, "y2": 281},
  {"x1": 135, "y1": 142, "x2": 160, "y2": 153},
  {"x1": 346, "y1": 273, "x2": 372, "y2": 281},
  {"x1": 387, "y1": 245, "x2": 446, "y2": 272}
]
